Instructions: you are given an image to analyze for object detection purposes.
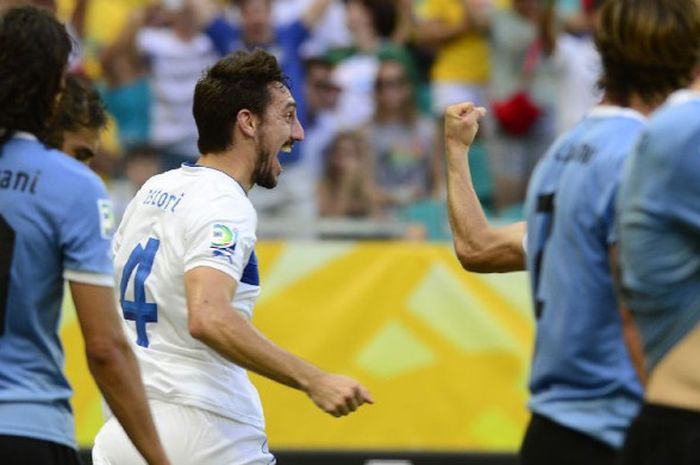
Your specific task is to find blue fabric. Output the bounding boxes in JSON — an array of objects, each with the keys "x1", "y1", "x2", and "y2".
[
  {"x1": 0, "y1": 137, "x2": 113, "y2": 448},
  {"x1": 617, "y1": 92, "x2": 700, "y2": 372},
  {"x1": 524, "y1": 109, "x2": 645, "y2": 448},
  {"x1": 205, "y1": 17, "x2": 310, "y2": 165}
]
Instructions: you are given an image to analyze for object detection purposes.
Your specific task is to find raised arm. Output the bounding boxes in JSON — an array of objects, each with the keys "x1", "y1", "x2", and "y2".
[
  {"x1": 71, "y1": 282, "x2": 170, "y2": 465},
  {"x1": 185, "y1": 266, "x2": 374, "y2": 417},
  {"x1": 301, "y1": 0, "x2": 334, "y2": 30},
  {"x1": 444, "y1": 102, "x2": 526, "y2": 273}
]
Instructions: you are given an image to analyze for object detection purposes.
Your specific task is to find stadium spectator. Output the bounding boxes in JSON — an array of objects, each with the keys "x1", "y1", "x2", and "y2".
[
  {"x1": 369, "y1": 57, "x2": 436, "y2": 214},
  {"x1": 478, "y1": 0, "x2": 559, "y2": 212},
  {"x1": 302, "y1": 57, "x2": 342, "y2": 181},
  {"x1": 108, "y1": 145, "x2": 163, "y2": 225},
  {"x1": 318, "y1": 131, "x2": 382, "y2": 218},
  {"x1": 442, "y1": 0, "x2": 700, "y2": 464},
  {"x1": 0, "y1": 6, "x2": 169, "y2": 465},
  {"x1": 552, "y1": 0, "x2": 602, "y2": 134},
  {"x1": 104, "y1": 0, "x2": 218, "y2": 170},
  {"x1": 91, "y1": 49, "x2": 373, "y2": 465},
  {"x1": 328, "y1": 0, "x2": 415, "y2": 130}
]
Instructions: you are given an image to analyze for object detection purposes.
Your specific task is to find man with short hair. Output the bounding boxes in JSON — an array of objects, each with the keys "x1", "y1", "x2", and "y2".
[
  {"x1": 442, "y1": 0, "x2": 700, "y2": 463},
  {"x1": 92, "y1": 49, "x2": 373, "y2": 465},
  {"x1": 0, "y1": 6, "x2": 169, "y2": 465},
  {"x1": 48, "y1": 74, "x2": 108, "y2": 164},
  {"x1": 617, "y1": 63, "x2": 700, "y2": 465}
]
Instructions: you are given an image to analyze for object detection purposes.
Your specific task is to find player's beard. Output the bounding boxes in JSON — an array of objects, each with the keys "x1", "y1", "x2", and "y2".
[{"x1": 253, "y1": 144, "x2": 278, "y2": 189}]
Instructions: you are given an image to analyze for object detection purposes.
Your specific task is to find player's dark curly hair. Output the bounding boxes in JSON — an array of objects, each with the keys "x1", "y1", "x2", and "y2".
[
  {"x1": 193, "y1": 49, "x2": 288, "y2": 154},
  {"x1": 595, "y1": 0, "x2": 700, "y2": 106},
  {"x1": 0, "y1": 6, "x2": 72, "y2": 148},
  {"x1": 45, "y1": 74, "x2": 108, "y2": 150}
]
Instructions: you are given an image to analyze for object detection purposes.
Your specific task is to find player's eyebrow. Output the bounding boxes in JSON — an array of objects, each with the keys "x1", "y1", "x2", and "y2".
[{"x1": 283, "y1": 101, "x2": 297, "y2": 111}]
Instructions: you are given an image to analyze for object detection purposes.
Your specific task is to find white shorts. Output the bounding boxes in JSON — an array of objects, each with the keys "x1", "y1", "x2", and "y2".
[{"x1": 92, "y1": 400, "x2": 275, "y2": 465}]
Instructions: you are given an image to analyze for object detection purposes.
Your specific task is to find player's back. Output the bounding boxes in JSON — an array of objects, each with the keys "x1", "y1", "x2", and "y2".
[
  {"x1": 618, "y1": 90, "x2": 700, "y2": 372},
  {"x1": 0, "y1": 134, "x2": 113, "y2": 448},
  {"x1": 113, "y1": 162, "x2": 265, "y2": 429},
  {"x1": 524, "y1": 106, "x2": 646, "y2": 448}
]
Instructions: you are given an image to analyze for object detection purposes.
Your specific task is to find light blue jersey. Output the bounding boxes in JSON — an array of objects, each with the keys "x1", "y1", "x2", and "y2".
[
  {"x1": 617, "y1": 90, "x2": 700, "y2": 372},
  {"x1": 524, "y1": 107, "x2": 646, "y2": 448},
  {"x1": 0, "y1": 133, "x2": 113, "y2": 448}
]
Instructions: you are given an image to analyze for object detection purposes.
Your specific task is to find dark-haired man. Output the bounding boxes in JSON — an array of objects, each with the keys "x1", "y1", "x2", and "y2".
[
  {"x1": 442, "y1": 0, "x2": 700, "y2": 464},
  {"x1": 92, "y1": 49, "x2": 373, "y2": 465},
  {"x1": 48, "y1": 74, "x2": 108, "y2": 164},
  {"x1": 0, "y1": 6, "x2": 169, "y2": 465}
]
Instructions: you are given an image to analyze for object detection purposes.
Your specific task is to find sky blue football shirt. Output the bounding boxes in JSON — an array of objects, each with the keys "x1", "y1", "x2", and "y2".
[
  {"x1": 524, "y1": 106, "x2": 646, "y2": 448},
  {"x1": 617, "y1": 90, "x2": 700, "y2": 372},
  {"x1": 0, "y1": 133, "x2": 113, "y2": 449}
]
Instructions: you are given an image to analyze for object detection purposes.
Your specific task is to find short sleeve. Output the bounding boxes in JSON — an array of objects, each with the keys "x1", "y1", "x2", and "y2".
[
  {"x1": 183, "y1": 196, "x2": 256, "y2": 282},
  {"x1": 61, "y1": 176, "x2": 114, "y2": 286}
]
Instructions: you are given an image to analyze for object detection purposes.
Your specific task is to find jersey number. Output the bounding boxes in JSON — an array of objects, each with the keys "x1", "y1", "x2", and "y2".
[
  {"x1": 0, "y1": 215, "x2": 15, "y2": 336},
  {"x1": 119, "y1": 238, "x2": 160, "y2": 347}
]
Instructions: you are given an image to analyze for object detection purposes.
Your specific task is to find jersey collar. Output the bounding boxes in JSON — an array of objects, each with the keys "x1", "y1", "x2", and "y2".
[
  {"x1": 12, "y1": 131, "x2": 38, "y2": 141},
  {"x1": 667, "y1": 89, "x2": 700, "y2": 105},
  {"x1": 181, "y1": 161, "x2": 248, "y2": 197},
  {"x1": 587, "y1": 105, "x2": 646, "y2": 124}
]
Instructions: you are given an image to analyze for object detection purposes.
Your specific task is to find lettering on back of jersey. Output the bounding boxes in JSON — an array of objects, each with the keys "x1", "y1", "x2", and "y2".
[
  {"x1": 98, "y1": 198, "x2": 115, "y2": 239},
  {"x1": 210, "y1": 224, "x2": 238, "y2": 264},
  {"x1": 0, "y1": 169, "x2": 40, "y2": 194},
  {"x1": 555, "y1": 143, "x2": 597, "y2": 164},
  {"x1": 143, "y1": 188, "x2": 185, "y2": 213}
]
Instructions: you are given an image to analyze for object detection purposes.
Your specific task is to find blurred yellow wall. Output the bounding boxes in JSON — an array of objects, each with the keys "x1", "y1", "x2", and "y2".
[{"x1": 61, "y1": 241, "x2": 534, "y2": 450}]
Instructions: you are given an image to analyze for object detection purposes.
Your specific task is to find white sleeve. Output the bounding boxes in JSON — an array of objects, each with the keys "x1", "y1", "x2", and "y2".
[
  {"x1": 522, "y1": 232, "x2": 528, "y2": 257},
  {"x1": 183, "y1": 197, "x2": 256, "y2": 282}
]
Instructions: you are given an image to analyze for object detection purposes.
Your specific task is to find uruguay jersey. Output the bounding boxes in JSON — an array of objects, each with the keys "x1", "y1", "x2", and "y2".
[
  {"x1": 113, "y1": 162, "x2": 265, "y2": 429},
  {"x1": 0, "y1": 133, "x2": 114, "y2": 449},
  {"x1": 524, "y1": 106, "x2": 646, "y2": 448},
  {"x1": 617, "y1": 90, "x2": 700, "y2": 372}
]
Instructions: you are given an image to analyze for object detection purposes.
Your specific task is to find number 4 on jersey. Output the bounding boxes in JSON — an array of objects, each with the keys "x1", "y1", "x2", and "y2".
[{"x1": 119, "y1": 238, "x2": 160, "y2": 347}]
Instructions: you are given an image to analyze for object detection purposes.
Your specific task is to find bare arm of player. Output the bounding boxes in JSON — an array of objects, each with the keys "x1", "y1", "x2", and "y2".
[
  {"x1": 70, "y1": 282, "x2": 171, "y2": 465},
  {"x1": 444, "y1": 102, "x2": 526, "y2": 273},
  {"x1": 608, "y1": 245, "x2": 647, "y2": 386},
  {"x1": 185, "y1": 266, "x2": 374, "y2": 417}
]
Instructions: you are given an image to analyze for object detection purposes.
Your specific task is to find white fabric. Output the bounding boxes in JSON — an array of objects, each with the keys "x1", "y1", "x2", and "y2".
[
  {"x1": 332, "y1": 54, "x2": 379, "y2": 129},
  {"x1": 112, "y1": 164, "x2": 264, "y2": 430},
  {"x1": 136, "y1": 28, "x2": 217, "y2": 149},
  {"x1": 553, "y1": 34, "x2": 602, "y2": 134},
  {"x1": 93, "y1": 399, "x2": 275, "y2": 465}
]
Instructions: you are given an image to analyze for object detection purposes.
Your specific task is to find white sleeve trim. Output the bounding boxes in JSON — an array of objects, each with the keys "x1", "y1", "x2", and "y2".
[
  {"x1": 184, "y1": 260, "x2": 242, "y2": 283},
  {"x1": 64, "y1": 270, "x2": 114, "y2": 287},
  {"x1": 522, "y1": 233, "x2": 528, "y2": 257}
]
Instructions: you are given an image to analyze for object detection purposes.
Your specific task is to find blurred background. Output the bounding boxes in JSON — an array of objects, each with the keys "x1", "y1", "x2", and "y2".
[{"x1": 7, "y1": 0, "x2": 603, "y2": 462}]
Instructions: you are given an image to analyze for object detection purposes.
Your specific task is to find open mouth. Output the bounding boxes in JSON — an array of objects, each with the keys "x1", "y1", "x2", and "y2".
[{"x1": 280, "y1": 142, "x2": 294, "y2": 153}]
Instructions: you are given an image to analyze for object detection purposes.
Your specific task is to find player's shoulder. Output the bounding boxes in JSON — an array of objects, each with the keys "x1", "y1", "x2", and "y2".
[
  {"x1": 649, "y1": 90, "x2": 700, "y2": 140},
  {"x1": 37, "y1": 144, "x2": 108, "y2": 197}
]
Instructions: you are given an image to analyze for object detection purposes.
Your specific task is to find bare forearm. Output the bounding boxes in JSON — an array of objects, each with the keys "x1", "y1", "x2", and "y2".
[
  {"x1": 302, "y1": 0, "x2": 333, "y2": 29},
  {"x1": 88, "y1": 345, "x2": 168, "y2": 465},
  {"x1": 446, "y1": 140, "x2": 525, "y2": 272},
  {"x1": 192, "y1": 308, "x2": 323, "y2": 392}
]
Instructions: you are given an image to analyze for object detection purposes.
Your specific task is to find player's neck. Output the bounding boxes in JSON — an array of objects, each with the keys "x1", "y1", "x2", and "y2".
[
  {"x1": 196, "y1": 151, "x2": 255, "y2": 192},
  {"x1": 600, "y1": 92, "x2": 658, "y2": 116}
]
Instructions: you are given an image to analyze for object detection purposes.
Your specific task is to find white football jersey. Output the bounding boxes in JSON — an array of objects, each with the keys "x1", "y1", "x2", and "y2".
[{"x1": 113, "y1": 163, "x2": 264, "y2": 429}]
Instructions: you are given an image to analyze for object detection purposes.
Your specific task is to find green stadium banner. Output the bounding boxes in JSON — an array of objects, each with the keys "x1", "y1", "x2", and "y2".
[{"x1": 61, "y1": 241, "x2": 534, "y2": 450}]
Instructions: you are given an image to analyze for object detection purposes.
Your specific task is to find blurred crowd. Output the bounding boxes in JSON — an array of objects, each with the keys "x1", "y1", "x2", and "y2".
[{"x1": 3, "y1": 0, "x2": 602, "y2": 239}]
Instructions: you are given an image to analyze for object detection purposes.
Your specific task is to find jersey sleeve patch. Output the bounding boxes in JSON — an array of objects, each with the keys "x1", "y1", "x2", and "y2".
[
  {"x1": 98, "y1": 198, "x2": 115, "y2": 239},
  {"x1": 209, "y1": 224, "x2": 238, "y2": 264}
]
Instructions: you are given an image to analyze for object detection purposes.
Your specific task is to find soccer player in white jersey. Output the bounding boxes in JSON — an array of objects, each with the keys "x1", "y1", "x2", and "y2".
[
  {"x1": 92, "y1": 49, "x2": 373, "y2": 465},
  {"x1": 0, "y1": 6, "x2": 169, "y2": 465},
  {"x1": 441, "y1": 1, "x2": 700, "y2": 464},
  {"x1": 616, "y1": 59, "x2": 700, "y2": 464}
]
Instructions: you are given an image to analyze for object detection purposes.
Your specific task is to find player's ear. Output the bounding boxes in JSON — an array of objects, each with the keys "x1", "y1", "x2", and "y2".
[{"x1": 236, "y1": 109, "x2": 259, "y2": 138}]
